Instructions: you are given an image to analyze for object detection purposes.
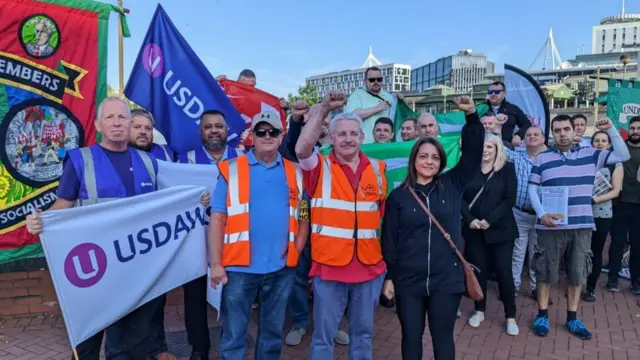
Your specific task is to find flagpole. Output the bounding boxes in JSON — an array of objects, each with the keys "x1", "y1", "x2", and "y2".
[
  {"x1": 593, "y1": 66, "x2": 600, "y2": 132},
  {"x1": 118, "y1": 0, "x2": 124, "y2": 94}
]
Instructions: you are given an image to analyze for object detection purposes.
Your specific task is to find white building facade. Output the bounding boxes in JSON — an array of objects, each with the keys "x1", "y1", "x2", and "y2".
[
  {"x1": 305, "y1": 47, "x2": 411, "y2": 97},
  {"x1": 592, "y1": 14, "x2": 640, "y2": 54}
]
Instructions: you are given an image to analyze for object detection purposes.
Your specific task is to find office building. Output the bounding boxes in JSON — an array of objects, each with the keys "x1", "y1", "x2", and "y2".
[
  {"x1": 410, "y1": 50, "x2": 494, "y2": 94},
  {"x1": 305, "y1": 47, "x2": 411, "y2": 98},
  {"x1": 592, "y1": 5, "x2": 640, "y2": 54}
]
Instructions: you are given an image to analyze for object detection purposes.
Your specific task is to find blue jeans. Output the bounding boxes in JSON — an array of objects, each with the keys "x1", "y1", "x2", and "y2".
[
  {"x1": 310, "y1": 273, "x2": 385, "y2": 360},
  {"x1": 103, "y1": 295, "x2": 165, "y2": 360},
  {"x1": 220, "y1": 267, "x2": 295, "y2": 360},
  {"x1": 287, "y1": 241, "x2": 311, "y2": 329}
]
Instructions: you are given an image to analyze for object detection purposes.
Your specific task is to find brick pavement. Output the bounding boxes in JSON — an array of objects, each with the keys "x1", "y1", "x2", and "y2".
[{"x1": 0, "y1": 276, "x2": 639, "y2": 360}]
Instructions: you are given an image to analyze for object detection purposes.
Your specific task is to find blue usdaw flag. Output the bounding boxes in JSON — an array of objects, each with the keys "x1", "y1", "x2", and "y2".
[{"x1": 124, "y1": 4, "x2": 244, "y2": 154}]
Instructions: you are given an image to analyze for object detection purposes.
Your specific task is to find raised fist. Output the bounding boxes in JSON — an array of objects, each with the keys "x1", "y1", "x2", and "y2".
[
  {"x1": 453, "y1": 96, "x2": 476, "y2": 114},
  {"x1": 595, "y1": 117, "x2": 612, "y2": 131},
  {"x1": 322, "y1": 91, "x2": 347, "y2": 111},
  {"x1": 291, "y1": 101, "x2": 309, "y2": 120},
  {"x1": 495, "y1": 113, "x2": 508, "y2": 125}
]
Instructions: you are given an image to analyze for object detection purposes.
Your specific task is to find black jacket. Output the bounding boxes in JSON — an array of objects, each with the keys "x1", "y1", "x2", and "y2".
[
  {"x1": 461, "y1": 162, "x2": 518, "y2": 244},
  {"x1": 487, "y1": 100, "x2": 531, "y2": 142},
  {"x1": 381, "y1": 112, "x2": 484, "y2": 297}
]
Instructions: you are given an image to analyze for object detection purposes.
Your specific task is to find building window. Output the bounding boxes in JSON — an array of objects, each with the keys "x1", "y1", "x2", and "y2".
[{"x1": 394, "y1": 84, "x2": 401, "y2": 91}]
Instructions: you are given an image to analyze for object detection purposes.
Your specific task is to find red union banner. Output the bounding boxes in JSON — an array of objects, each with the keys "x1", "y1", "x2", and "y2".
[
  {"x1": 218, "y1": 79, "x2": 287, "y2": 146},
  {"x1": 0, "y1": 0, "x2": 117, "y2": 264}
]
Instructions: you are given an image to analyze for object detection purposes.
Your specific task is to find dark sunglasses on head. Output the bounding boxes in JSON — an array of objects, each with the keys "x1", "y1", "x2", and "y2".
[
  {"x1": 368, "y1": 77, "x2": 383, "y2": 83},
  {"x1": 254, "y1": 128, "x2": 281, "y2": 138},
  {"x1": 487, "y1": 89, "x2": 503, "y2": 95}
]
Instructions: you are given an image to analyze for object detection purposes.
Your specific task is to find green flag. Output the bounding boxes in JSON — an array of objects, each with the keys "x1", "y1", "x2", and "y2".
[
  {"x1": 321, "y1": 133, "x2": 462, "y2": 194},
  {"x1": 606, "y1": 78, "x2": 640, "y2": 139}
]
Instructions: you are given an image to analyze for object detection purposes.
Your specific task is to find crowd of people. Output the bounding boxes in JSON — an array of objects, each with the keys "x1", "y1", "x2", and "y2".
[{"x1": 24, "y1": 67, "x2": 640, "y2": 360}]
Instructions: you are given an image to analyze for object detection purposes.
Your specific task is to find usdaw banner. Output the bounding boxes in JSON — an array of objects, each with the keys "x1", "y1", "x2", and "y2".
[
  {"x1": 39, "y1": 185, "x2": 208, "y2": 347},
  {"x1": 0, "y1": 0, "x2": 116, "y2": 263}
]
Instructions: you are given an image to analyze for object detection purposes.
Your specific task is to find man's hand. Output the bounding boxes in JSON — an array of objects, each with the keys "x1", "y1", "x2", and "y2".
[
  {"x1": 383, "y1": 280, "x2": 395, "y2": 300},
  {"x1": 396, "y1": 92, "x2": 404, "y2": 101},
  {"x1": 321, "y1": 91, "x2": 347, "y2": 111},
  {"x1": 453, "y1": 96, "x2": 476, "y2": 115},
  {"x1": 291, "y1": 101, "x2": 309, "y2": 121},
  {"x1": 540, "y1": 214, "x2": 559, "y2": 227},
  {"x1": 210, "y1": 264, "x2": 228, "y2": 290},
  {"x1": 26, "y1": 210, "x2": 43, "y2": 235},
  {"x1": 573, "y1": 135, "x2": 582, "y2": 144},
  {"x1": 279, "y1": 97, "x2": 290, "y2": 110},
  {"x1": 479, "y1": 220, "x2": 490, "y2": 230},
  {"x1": 215, "y1": 75, "x2": 227, "y2": 82},
  {"x1": 595, "y1": 117, "x2": 613, "y2": 131},
  {"x1": 200, "y1": 192, "x2": 211, "y2": 207},
  {"x1": 511, "y1": 134, "x2": 522, "y2": 147},
  {"x1": 375, "y1": 101, "x2": 390, "y2": 112},
  {"x1": 240, "y1": 128, "x2": 250, "y2": 142},
  {"x1": 470, "y1": 219, "x2": 482, "y2": 230},
  {"x1": 496, "y1": 113, "x2": 508, "y2": 125}
]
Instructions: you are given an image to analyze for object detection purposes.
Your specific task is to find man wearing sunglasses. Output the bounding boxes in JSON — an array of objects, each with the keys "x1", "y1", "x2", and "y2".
[
  {"x1": 486, "y1": 81, "x2": 531, "y2": 148},
  {"x1": 209, "y1": 110, "x2": 306, "y2": 359},
  {"x1": 346, "y1": 66, "x2": 402, "y2": 144}
]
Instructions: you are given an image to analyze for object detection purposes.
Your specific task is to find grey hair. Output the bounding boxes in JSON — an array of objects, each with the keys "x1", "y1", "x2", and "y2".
[
  {"x1": 329, "y1": 112, "x2": 364, "y2": 133},
  {"x1": 96, "y1": 96, "x2": 131, "y2": 119},
  {"x1": 131, "y1": 108, "x2": 155, "y2": 125}
]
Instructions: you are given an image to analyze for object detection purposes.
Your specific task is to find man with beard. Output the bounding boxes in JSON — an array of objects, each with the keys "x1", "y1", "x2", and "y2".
[
  {"x1": 178, "y1": 110, "x2": 243, "y2": 164},
  {"x1": 486, "y1": 81, "x2": 531, "y2": 147},
  {"x1": 400, "y1": 118, "x2": 419, "y2": 141},
  {"x1": 608, "y1": 116, "x2": 640, "y2": 295},
  {"x1": 128, "y1": 109, "x2": 174, "y2": 161},
  {"x1": 346, "y1": 66, "x2": 402, "y2": 144}
]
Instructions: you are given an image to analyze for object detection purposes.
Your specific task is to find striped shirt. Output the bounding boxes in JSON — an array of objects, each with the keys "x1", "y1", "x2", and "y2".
[{"x1": 529, "y1": 145, "x2": 611, "y2": 230}]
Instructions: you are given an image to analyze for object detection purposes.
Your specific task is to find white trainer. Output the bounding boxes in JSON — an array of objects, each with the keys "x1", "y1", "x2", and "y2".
[{"x1": 467, "y1": 311, "x2": 485, "y2": 328}]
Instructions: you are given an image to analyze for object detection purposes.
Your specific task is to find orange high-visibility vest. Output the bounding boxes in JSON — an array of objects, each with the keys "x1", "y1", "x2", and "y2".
[
  {"x1": 310, "y1": 154, "x2": 387, "y2": 267},
  {"x1": 217, "y1": 155, "x2": 303, "y2": 268}
]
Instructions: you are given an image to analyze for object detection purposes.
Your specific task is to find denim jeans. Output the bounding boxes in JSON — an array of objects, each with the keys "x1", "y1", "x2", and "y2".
[
  {"x1": 220, "y1": 267, "x2": 295, "y2": 360},
  {"x1": 309, "y1": 273, "x2": 385, "y2": 360},
  {"x1": 105, "y1": 295, "x2": 167, "y2": 359},
  {"x1": 287, "y1": 241, "x2": 311, "y2": 329},
  {"x1": 512, "y1": 208, "x2": 538, "y2": 290}
]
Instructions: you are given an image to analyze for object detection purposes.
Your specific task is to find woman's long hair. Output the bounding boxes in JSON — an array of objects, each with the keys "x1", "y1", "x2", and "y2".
[
  {"x1": 484, "y1": 133, "x2": 507, "y2": 172},
  {"x1": 401, "y1": 137, "x2": 447, "y2": 189}
]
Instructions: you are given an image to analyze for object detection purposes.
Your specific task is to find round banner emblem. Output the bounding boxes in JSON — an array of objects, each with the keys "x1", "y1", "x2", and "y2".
[
  {"x1": 0, "y1": 99, "x2": 84, "y2": 188},
  {"x1": 19, "y1": 14, "x2": 61, "y2": 59}
]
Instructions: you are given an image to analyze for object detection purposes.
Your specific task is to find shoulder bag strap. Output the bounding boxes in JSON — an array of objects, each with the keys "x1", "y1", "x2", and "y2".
[
  {"x1": 468, "y1": 171, "x2": 494, "y2": 209},
  {"x1": 408, "y1": 187, "x2": 480, "y2": 273}
]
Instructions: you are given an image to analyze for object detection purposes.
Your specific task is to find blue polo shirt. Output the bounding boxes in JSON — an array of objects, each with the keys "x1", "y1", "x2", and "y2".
[{"x1": 211, "y1": 150, "x2": 290, "y2": 274}]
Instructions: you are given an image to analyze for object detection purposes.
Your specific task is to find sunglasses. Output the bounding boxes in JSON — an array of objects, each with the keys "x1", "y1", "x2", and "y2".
[
  {"x1": 487, "y1": 89, "x2": 503, "y2": 95},
  {"x1": 368, "y1": 77, "x2": 383, "y2": 83},
  {"x1": 254, "y1": 128, "x2": 281, "y2": 138}
]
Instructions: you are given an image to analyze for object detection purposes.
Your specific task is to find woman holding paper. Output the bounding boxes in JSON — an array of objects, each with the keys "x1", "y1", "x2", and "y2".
[
  {"x1": 583, "y1": 131, "x2": 624, "y2": 302},
  {"x1": 461, "y1": 133, "x2": 519, "y2": 336}
]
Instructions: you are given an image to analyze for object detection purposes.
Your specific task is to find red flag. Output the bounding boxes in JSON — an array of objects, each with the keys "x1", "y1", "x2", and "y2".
[{"x1": 218, "y1": 79, "x2": 287, "y2": 146}]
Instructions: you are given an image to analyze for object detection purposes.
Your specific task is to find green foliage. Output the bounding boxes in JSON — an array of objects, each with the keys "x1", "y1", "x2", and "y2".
[
  {"x1": 287, "y1": 84, "x2": 321, "y2": 107},
  {"x1": 107, "y1": 85, "x2": 140, "y2": 110}
]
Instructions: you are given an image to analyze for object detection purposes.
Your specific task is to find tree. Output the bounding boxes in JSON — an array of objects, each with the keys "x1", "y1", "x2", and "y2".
[
  {"x1": 106, "y1": 84, "x2": 140, "y2": 110},
  {"x1": 287, "y1": 84, "x2": 321, "y2": 107}
]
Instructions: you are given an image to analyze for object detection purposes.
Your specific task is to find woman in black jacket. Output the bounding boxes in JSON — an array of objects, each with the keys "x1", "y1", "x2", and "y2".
[
  {"x1": 381, "y1": 97, "x2": 483, "y2": 360},
  {"x1": 461, "y1": 133, "x2": 519, "y2": 336}
]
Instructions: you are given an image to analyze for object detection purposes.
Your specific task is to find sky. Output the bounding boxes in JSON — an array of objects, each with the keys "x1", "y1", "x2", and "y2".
[{"x1": 103, "y1": 0, "x2": 636, "y2": 97}]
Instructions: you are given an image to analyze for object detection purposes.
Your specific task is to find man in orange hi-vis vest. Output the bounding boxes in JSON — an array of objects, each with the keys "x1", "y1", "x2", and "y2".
[
  {"x1": 295, "y1": 91, "x2": 388, "y2": 360},
  {"x1": 208, "y1": 110, "x2": 308, "y2": 359}
]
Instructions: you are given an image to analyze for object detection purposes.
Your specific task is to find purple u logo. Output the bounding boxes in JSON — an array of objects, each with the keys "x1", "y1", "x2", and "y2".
[{"x1": 64, "y1": 243, "x2": 108, "y2": 288}]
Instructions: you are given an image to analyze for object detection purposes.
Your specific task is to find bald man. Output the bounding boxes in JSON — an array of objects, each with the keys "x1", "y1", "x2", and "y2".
[{"x1": 417, "y1": 113, "x2": 438, "y2": 138}]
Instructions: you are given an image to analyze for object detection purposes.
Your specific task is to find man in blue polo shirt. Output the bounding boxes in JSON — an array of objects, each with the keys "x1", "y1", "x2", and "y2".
[
  {"x1": 25, "y1": 97, "x2": 162, "y2": 360},
  {"x1": 528, "y1": 115, "x2": 630, "y2": 340}
]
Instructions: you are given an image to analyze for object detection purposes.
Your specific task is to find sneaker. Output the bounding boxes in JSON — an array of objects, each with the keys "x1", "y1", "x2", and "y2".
[
  {"x1": 506, "y1": 318, "x2": 519, "y2": 336},
  {"x1": 285, "y1": 327, "x2": 307, "y2": 346},
  {"x1": 566, "y1": 319, "x2": 592, "y2": 340},
  {"x1": 467, "y1": 311, "x2": 485, "y2": 328},
  {"x1": 334, "y1": 330, "x2": 349, "y2": 345},
  {"x1": 605, "y1": 278, "x2": 619, "y2": 292},
  {"x1": 532, "y1": 315, "x2": 549, "y2": 337},
  {"x1": 632, "y1": 284, "x2": 640, "y2": 295},
  {"x1": 582, "y1": 291, "x2": 596, "y2": 302}
]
